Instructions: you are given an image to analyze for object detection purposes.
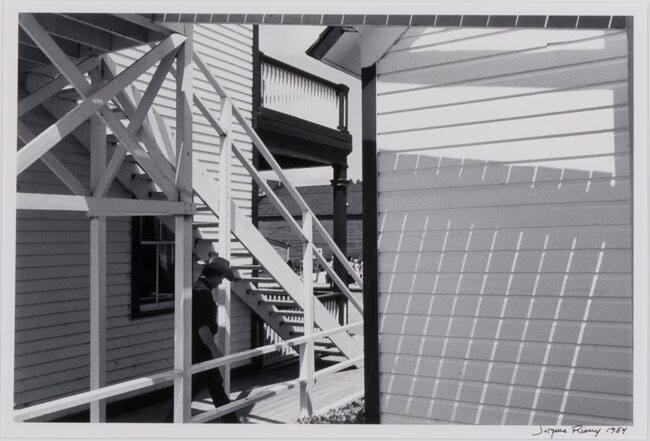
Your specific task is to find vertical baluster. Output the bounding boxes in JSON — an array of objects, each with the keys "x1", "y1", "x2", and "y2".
[{"x1": 282, "y1": 70, "x2": 287, "y2": 114}]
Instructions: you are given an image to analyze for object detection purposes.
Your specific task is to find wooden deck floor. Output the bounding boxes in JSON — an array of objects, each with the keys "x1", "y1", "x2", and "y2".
[{"x1": 110, "y1": 359, "x2": 364, "y2": 424}]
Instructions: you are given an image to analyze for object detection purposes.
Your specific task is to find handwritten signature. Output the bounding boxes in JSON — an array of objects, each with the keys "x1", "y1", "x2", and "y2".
[{"x1": 532, "y1": 425, "x2": 628, "y2": 439}]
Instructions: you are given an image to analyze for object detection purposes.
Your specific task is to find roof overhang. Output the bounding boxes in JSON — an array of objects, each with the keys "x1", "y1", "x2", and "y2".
[{"x1": 306, "y1": 26, "x2": 407, "y2": 78}]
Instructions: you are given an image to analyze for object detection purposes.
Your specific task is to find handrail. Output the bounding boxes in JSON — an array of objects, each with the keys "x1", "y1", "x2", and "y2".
[
  {"x1": 191, "y1": 321, "x2": 362, "y2": 375},
  {"x1": 14, "y1": 370, "x2": 179, "y2": 422},
  {"x1": 13, "y1": 321, "x2": 363, "y2": 422},
  {"x1": 193, "y1": 50, "x2": 363, "y2": 290}
]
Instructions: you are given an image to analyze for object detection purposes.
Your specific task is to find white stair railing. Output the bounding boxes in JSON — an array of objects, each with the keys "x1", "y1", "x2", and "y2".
[{"x1": 192, "y1": 51, "x2": 363, "y2": 314}]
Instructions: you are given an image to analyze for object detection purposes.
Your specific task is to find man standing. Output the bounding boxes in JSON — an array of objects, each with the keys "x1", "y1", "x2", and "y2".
[{"x1": 166, "y1": 256, "x2": 240, "y2": 423}]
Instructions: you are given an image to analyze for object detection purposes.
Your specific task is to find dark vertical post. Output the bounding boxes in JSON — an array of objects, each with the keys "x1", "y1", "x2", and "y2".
[
  {"x1": 332, "y1": 162, "x2": 349, "y2": 325},
  {"x1": 337, "y1": 84, "x2": 350, "y2": 132},
  {"x1": 361, "y1": 64, "x2": 379, "y2": 424},
  {"x1": 251, "y1": 24, "x2": 261, "y2": 230}
]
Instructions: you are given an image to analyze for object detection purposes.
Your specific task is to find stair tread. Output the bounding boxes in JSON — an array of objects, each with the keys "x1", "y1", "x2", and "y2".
[
  {"x1": 270, "y1": 309, "x2": 303, "y2": 316},
  {"x1": 231, "y1": 264, "x2": 263, "y2": 270},
  {"x1": 259, "y1": 299, "x2": 296, "y2": 307},
  {"x1": 193, "y1": 222, "x2": 219, "y2": 228},
  {"x1": 315, "y1": 347, "x2": 342, "y2": 355}
]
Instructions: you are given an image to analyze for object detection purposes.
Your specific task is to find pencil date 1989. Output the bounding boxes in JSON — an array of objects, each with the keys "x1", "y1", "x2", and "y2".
[{"x1": 532, "y1": 425, "x2": 628, "y2": 438}]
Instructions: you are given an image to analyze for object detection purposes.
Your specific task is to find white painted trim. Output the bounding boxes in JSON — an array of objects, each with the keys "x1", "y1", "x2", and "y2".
[{"x1": 15, "y1": 193, "x2": 195, "y2": 216}]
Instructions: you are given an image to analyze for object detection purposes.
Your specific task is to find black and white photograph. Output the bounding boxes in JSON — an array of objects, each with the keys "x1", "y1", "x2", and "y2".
[{"x1": 0, "y1": 1, "x2": 648, "y2": 440}]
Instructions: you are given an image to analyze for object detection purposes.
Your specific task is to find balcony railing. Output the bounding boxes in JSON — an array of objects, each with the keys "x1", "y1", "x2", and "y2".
[{"x1": 260, "y1": 53, "x2": 349, "y2": 131}]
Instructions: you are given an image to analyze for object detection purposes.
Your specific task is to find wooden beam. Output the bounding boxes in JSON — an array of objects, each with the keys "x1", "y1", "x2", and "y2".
[
  {"x1": 89, "y1": 64, "x2": 107, "y2": 423},
  {"x1": 14, "y1": 370, "x2": 177, "y2": 422},
  {"x1": 16, "y1": 120, "x2": 88, "y2": 196},
  {"x1": 16, "y1": 33, "x2": 186, "y2": 174},
  {"x1": 128, "y1": 51, "x2": 175, "y2": 133},
  {"x1": 92, "y1": 145, "x2": 126, "y2": 198},
  {"x1": 173, "y1": 25, "x2": 193, "y2": 424},
  {"x1": 361, "y1": 63, "x2": 380, "y2": 424},
  {"x1": 149, "y1": 107, "x2": 176, "y2": 162},
  {"x1": 313, "y1": 250, "x2": 363, "y2": 313},
  {"x1": 218, "y1": 98, "x2": 232, "y2": 394},
  {"x1": 299, "y1": 211, "x2": 314, "y2": 418},
  {"x1": 20, "y1": 26, "x2": 180, "y2": 199},
  {"x1": 191, "y1": 321, "x2": 363, "y2": 375},
  {"x1": 89, "y1": 216, "x2": 106, "y2": 422},
  {"x1": 89, "y1": 65, "x2": 107, "y2": 192},
  {"x1": 174, "y1": 32, "x2": 193, "y2": 200},
  {"x1": 18, "y1": 57, "x2": 97, "y2": 117},
  {"x1": 230, "y1": 145, "x2": 307, "y2": 243},
  {"x1": 16, "y1": 193, "x2": 194, "y2": 216},
  {"x1": 193, "y1": 51, "x2": 228, "y2": 97},
  {"x1": 194, "y1": 95, "x2": 226, "y2": 136},
  {"x1": 99, "y1": 60, "x2": 178, "y2": 193},
  {"x1": 174, "y1": 215, "x2": 193, "y2": 424}
]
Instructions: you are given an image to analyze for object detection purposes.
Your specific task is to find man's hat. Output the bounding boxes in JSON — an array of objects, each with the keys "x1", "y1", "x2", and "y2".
[{"x1": 200, "y1": 256, "x2": 237, "y2": 281}]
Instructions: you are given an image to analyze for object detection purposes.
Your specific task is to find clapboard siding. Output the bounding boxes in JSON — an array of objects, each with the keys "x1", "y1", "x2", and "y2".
[
  {"x1": 107, "y1": 23, "x2": 254, "y2": 372},
  {"x1": 376, "y1": 27, "x2": 631, "y2": 425},
  {"x1": 14, "y1": 24, "x2": 254, "y2": 410}
]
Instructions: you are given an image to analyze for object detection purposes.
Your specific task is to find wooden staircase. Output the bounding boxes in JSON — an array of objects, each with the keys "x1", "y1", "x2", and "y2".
[
  {"x1": 21, "y1": 47, "x2": 363, "y2": 371},
  {"x1": 192, "y1": 158, "x2": 362, "y2": 363}
]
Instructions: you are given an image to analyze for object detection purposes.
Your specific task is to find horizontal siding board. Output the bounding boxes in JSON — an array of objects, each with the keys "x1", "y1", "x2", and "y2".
[
  {"x1": 376, "y1": 26, "x2": 631, "y2": 424},
  {"x1": 380, "y1": 29, "x2": 623, "y2": 74},
  {"x1": 378, "y1": 107, "x2": 628, "y2": 153},
  {"x1": 378, "y1": 272, "x2": 631, "y2": 298},
  {"x1": 377, "y1": 59, "x2": 628, "y2": 114},
  {"x1": 378, "y1": 85, "x2": 627, "y2": 134},
  {"x1": 377, "y1": 31, "x2": 627, "y2": 93}
]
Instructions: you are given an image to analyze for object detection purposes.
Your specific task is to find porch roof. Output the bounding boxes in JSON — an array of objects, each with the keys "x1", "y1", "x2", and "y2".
[{"x1": 305, "y1": 14, "x2": 628, "y2": 76}]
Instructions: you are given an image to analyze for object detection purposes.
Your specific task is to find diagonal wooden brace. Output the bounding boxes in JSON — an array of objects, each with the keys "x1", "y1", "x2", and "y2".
[
  {"x1": 17, "y1": 120, "x2": 89, "y2": 196},
  {"x1": 16, "y1": 21, "x2": 185, "y2": 190},
  {"x1": 18, "y1": 56, "x2": 99, "y2": 117}
]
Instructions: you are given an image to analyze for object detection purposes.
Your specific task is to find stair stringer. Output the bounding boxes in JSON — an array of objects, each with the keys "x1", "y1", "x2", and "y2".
[{"x1": 229, "y1": 203, "x2": 363, "y2": 363}]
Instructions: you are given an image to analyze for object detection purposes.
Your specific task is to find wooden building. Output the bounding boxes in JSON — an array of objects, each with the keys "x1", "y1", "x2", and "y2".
[
  {"x1": 2, "y1": 5, "x2": 648, "y2": 435},
  {"x1": 7, "y1": 12, "x2": 362, "y2": 425},
  {"x1": 307, "y1": 13, "x2": 639, "y2": 425}
]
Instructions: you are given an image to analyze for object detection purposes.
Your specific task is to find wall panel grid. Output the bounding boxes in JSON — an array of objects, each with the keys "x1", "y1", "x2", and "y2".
[
  {"x1": 376, "y1": 26, "x2": 632, "y2": 425},
  {"x1": 14, "y1": 24, "x2": 254, "y2": 410}
]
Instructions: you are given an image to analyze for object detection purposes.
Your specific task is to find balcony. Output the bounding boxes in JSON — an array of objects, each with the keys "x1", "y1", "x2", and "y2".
[{"x1": 254, "y1": 52, "x2": 352, "y2": 170}]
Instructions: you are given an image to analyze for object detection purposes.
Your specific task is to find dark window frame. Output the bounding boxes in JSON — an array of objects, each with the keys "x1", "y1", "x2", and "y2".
[{"x1": 130, "y1": 216, "x2": 175, "y2": 319}]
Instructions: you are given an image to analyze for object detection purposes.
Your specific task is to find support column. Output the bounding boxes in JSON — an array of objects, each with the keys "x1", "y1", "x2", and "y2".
[
  {"x1": 218, "y1": 98, "x2": 232, "y2": 395},
  {"x1": 299, "y1": 211, "x2": 314, "y2": 418},
  {"x1": 361, "y1": 64, "x2": 380, "y2": 424},
  {"x1": 331, "y1": 163, "x2": 349, "y2": 325},
  {"x1": 89, "y1": 64, "x2": 107, "y2": 423},
  {"x1": 173, "y1": 24, "x2": 193, "y2": 424}
]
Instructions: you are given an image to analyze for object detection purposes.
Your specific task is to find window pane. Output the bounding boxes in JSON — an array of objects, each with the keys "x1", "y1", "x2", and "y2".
[
  {"x1": 158, "y1": 243, "x2": 175, "y2": 295},
  {"x1": 140, "y1": 216, "x2": 158, "y2": 242}
]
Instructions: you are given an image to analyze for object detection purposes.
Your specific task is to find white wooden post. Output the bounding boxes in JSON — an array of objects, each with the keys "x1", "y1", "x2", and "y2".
[
  {"x1": 218, "y1": 98, "x2": 232, "y2": 394},
  {"x1": 89, "y1": 64, "x2": 107, "y2": 423},
  {"x1": 173, "y1": 25, "x2": 193, "y2": 424},
  {"x1": 299, "y1": 210, "x2": 314, "y2": 417}
]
